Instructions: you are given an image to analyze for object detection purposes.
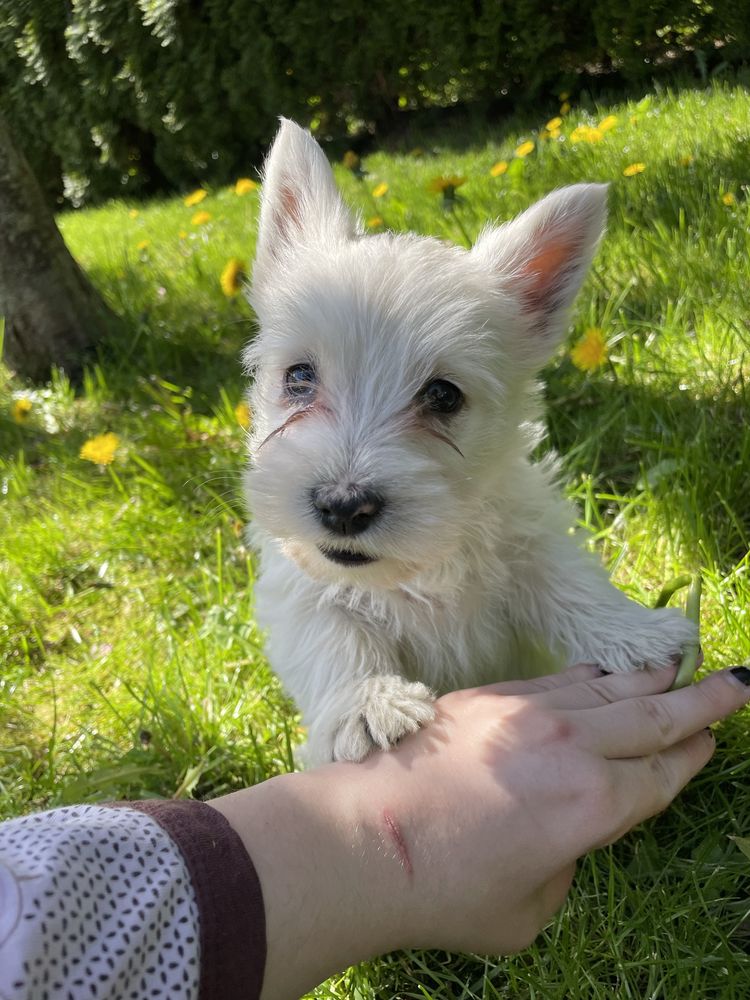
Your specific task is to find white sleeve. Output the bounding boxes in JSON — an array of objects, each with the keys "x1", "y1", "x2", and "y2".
[{"x1": 0, "y1": 803, "x2": 200, "y2": 1000}]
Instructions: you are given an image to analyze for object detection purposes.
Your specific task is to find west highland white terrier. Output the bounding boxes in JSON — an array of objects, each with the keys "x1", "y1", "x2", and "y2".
[{"x1": 243, "y1": 119, "x2": 695, "y2": 765}]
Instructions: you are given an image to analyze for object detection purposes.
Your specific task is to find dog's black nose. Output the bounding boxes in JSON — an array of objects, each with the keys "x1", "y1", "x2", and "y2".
[{"x1": 310, "y1": 485, "x2": 384, "y2": 536}]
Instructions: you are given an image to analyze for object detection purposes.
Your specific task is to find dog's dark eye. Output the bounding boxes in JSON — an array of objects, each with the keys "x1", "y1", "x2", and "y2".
[
  {"x1": 284, "y1": 362, "x2": 317, "y2": 400},
  {"x1": 421, "y1": 379, "x2": 464, "y2": 415}
]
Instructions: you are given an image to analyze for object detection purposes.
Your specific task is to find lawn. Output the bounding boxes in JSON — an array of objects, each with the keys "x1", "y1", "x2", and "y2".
[{"x1": 1, "y1": 78, "x2": 749, "y2": 998}]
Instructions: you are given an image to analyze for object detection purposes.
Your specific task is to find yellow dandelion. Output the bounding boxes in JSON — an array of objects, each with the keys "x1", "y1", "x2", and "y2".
[
  {"x1": 490, "y1": 160, "x2": 509, "y2": 177},
  {"x1": 722, "y1": 192, "x2": 736, "y2": 206},
  {"x1": 545, "y1": 117, "x2": 562, "y2": 132},
  {"x1": 235, "y1": 401, "x2": 252, "y2": 430},
  {"x1": 80, "y1": 432, "x2": 119, "y2": 466},
  {"x1": 570, "y1": 125, "x2": 603, "y2": 144},
  {"x1": 372, "y1": 182, "x2": 389, "y2": 198},
  {"x1": 342, "y1": 151, "x2": 360, "y2": 170},
  {"x1": 235, "y1": 177, "x2": 258, "y2": 196},
  {"x1": 598, "y1": 115, "x2": 618, "y2": 132},
  {"x1": 623, "y1": 162, "x2": 646, "y2": 177},
  {"x1": 679, "y1": 154, "x2": 694, "y2": 166},
  {"x1": 515, "y1": 140, "x2": 534, "y2": 158},
  {"x1": 136, "y1": 239, "x2": 150, "y2": 251},
  {"x1": 178, "y1": 229, "x2": 188, "y2": 239},
  {"x1": 367, "y1": 216, "x2": 384, "y2": 228},
  {"x1": 191, "y1": 210, "x2": 212, "y2": 226},
  {"x1": 129, "y1": 208, "x2": 139, "y2": 219},
  {"x1": 571, "y1": 328, "x2": 608, "y2": 372},
  {"x1": 547, "y1": 127, "x2": 561, "y2": 140},
  {"x1": 220, "y1": 258, "x2": 246, "y2": 297},
  {"x1": 11, "y1": 398, "x2": 32, "y2": 423},
  {"x1": 184, "y1": 189, "x2": 207, "y2": 207},
  {"x1": 560, "y1": 101, "x2": 571, "y2": 115},
  {"x1": 428, "y1": 175, "x2": 467, "y2": 193}
]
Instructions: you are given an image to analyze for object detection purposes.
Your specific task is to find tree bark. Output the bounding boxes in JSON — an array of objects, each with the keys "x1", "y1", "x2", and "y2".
[{"x1": 0, "y1": 113, "x2": 119, "y2": 381}]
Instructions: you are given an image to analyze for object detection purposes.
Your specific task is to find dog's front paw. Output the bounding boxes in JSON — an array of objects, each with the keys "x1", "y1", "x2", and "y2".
[
  {"x1": 332, "y1": 675, "x2": 436, "y2": 762},
  {"x1": 592, "y1": 606, "x2": 698, "y2": 673}
]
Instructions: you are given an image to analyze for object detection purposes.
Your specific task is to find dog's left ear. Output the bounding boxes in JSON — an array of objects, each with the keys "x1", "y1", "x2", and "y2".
[
  {"x1": 252, "y1": 119, "x2": 359, "y2": 294},
  {"x1": 471, "y1": 184, "x2": 608, "y2": 366}
]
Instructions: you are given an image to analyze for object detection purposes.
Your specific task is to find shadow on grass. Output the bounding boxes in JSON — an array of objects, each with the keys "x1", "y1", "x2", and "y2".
[{"x1": 544, "y1": 364, "x2": 750, "y2": 569}]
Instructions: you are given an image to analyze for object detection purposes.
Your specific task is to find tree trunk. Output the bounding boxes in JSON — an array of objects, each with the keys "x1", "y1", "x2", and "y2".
[{"x1": 0, "y1": 113, "x2": 119, "y2": 381}]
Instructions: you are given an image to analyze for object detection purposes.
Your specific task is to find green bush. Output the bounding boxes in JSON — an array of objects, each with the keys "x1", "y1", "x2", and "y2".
[{"x1": 1, "y1": 0, "x2": 747, "y2": 204}]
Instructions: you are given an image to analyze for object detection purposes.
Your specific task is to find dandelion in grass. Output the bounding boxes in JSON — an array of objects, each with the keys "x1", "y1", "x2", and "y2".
[
  {"x1": 235, "y1": 401, "x2": 252, "y2": 430},
  {"x1": 599, "y1": 115, "x2": 618, "y2": 132},
  {"x1": 722, "y1": 192, "x2": 736, "y2": 206},
  {"x1": 80, "y1": 432, "x2": 119, "y2": 466},
  {"x1": 560, "y1": 101, "x2": 571, "y2": 115},
  {"x1": 235, "y1": 177, "x2": 258, "y2": 196},
  {"x1": 490, "y1": 160, "x2": 508, "y2": 176},
  {"x1": 129, "y1": 208, "x2": 139, "y2": 219},
  {"x1": 184, "y1": 189, "x2": 207, "y2": 207},
  {"x1": 545, "y1": 117, "x2": 562, "y2": 132},
  {"x1": 136, "y1": 239, "x2": 150, "y2": 251},
  {"x1": 191, "y1": 210, "x2": 212, "y2": 226},
  {"x1": 178, "y1": 229, "x2": 188, "y2": 239},
  {"x1": 514, "y1": 140, "x2": 534, "y2": 158},
  {"x1": 11, "y1": 398, "x2": 32, "y2": 423},
  {"x1": 428, "y1": 175, "x2": 466, "y2": 195},
  {"x1": 571, "y1": 125, "x2": 603, "y2": 144},
  {"x1": 623, "y1": 162, "x2": 646, "y2": 177},
  {"x1": 367, "y1": 216, "x2": 383, "y2": 229},
  {"x1": 571, "y1": 328, "x2": 608, "y2": 372},
  {"x1": 428, "y1": 175, "x2": 466, "y2": 211},
  {"x1": 372, "y1": 182, "x2": 389, "y2": 198},
  {"x1": 220, "y1": 258, "x2": 246, "y2": 297},
  {"x1": 343, "y1": 150, "x2": 366, "y2": 180}
]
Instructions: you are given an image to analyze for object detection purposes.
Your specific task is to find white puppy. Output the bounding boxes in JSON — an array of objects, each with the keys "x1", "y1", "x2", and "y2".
[{"x1": 243, "y1": 119, "x2": 695, "y2": 765}]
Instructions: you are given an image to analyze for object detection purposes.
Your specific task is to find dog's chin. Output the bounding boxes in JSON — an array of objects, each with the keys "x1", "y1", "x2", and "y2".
[{"x1": 282, "y1": 539, "x2": 420, "y2": 589}]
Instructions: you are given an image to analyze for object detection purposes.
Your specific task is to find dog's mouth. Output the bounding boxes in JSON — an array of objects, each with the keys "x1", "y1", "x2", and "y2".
[{"x1": 318, "y1": 546, "x2": 377, "y2": 567}]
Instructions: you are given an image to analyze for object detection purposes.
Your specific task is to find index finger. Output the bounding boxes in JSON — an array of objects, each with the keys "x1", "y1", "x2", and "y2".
[
  {"x1": 473, "y1": 662, "x2": 603, "y2": 698},
  {"x1": 578, "y1": 667, "x2": 750, "y2": 759}
]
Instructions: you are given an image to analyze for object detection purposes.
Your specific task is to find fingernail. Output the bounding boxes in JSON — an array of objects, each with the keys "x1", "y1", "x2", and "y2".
[{"x1": 728, "y1": 666, "x2": 750, "y2": 687}]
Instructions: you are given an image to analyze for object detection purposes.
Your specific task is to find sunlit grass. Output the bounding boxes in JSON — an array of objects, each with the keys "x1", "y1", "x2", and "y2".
[{"x1": 1, "y1": 79, "x2": 749, "y2": 998}]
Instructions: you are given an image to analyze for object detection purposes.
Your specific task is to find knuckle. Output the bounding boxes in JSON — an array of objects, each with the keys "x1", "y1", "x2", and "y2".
[{"x1": 640, "y1": 695, "x2": 676, "y2": 740}]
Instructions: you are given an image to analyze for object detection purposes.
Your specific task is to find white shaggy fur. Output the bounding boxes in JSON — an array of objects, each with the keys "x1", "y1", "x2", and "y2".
[{"x1": 243, "y1": 119, "x2": 696, "y2": 765}]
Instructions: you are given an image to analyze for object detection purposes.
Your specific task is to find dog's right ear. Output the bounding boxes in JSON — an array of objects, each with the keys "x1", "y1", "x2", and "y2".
[{"x1": 253, "y1": 119, "x2": 358, "y2": 289}]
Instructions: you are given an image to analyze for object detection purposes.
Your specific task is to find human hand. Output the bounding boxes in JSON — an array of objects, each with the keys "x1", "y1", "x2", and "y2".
[
  {"x1": 352, "y1": 662, "x2": 749, "y2": 955},
  {"x1": 210, "y1": 662, "x2": 749, "y2": 999}
]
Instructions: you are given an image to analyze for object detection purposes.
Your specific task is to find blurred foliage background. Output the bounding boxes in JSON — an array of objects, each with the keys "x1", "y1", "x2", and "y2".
[{"x1": 1, "y1": 0, "x2": 749, "y2": 206}]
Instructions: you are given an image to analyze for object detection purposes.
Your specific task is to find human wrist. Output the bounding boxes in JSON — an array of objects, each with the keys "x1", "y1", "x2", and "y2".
[{"x1": 209, "y1": 763, "x2": 411, "y2": 999}]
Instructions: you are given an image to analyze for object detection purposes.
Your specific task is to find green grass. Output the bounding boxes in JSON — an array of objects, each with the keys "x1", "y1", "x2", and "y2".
[{"x1": 2, "y1": 79, "x2": 749, "y2": 998}]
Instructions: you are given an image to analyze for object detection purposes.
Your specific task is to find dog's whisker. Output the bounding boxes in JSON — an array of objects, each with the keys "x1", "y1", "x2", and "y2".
[
  {"x1": 423, "y1": 426, "x2": 464, "y2": 458},
  {"x1": 257, "y1": 408, "x2": 312, "y2": 450}
]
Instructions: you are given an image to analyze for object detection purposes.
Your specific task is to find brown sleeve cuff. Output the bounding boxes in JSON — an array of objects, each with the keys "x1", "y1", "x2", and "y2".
[{"x1": 113, "y1": 799, "x2": 266, "y2": 1000}]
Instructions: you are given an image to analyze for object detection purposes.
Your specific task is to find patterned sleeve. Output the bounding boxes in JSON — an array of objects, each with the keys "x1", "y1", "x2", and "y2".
[{"x1": 0, "y1": 800, "x2": 266, "y2": 1000}]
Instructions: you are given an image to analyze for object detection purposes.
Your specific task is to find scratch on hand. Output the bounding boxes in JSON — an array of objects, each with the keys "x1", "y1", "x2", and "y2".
[{"x1": 382, "y1": 809, "x2": 413, "y2": 878}]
